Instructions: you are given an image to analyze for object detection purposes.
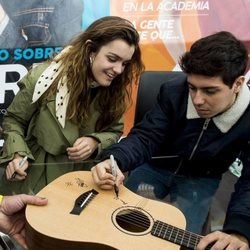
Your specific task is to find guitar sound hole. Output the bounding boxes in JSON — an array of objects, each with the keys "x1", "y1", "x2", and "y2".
[{"x1": 115, "y1": 209, "x2": 151, "y2": 233}]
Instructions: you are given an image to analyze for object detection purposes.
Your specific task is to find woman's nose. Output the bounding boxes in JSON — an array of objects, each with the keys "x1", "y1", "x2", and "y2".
[{"x1": 113, "y1": 63, "x2": 124, "y2": 74}]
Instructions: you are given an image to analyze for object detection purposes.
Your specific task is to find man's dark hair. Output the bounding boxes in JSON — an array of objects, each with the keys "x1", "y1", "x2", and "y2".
[{"x1": 180, "y1": 31, "x2": 248, "y2": 87}]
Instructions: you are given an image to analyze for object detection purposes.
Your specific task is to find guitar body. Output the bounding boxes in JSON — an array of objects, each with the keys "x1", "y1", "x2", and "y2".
[{"x1": 25, "y1": 171, "x2": 186, "y2": 250}]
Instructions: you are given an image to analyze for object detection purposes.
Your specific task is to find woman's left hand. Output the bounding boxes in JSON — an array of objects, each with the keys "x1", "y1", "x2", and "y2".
[{"x1": 67, "y1": 136, "x2": 99, "y2": 161}]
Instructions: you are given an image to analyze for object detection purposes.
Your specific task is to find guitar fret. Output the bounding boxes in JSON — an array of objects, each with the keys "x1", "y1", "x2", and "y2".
[
  {"x1": 170, "y1": 225, "x2": 176, "y2": 241},
  {"x1": 174, "y1": 228, "x2": 184, "y2": 245},
  {"x1": 187, "y1": 230, "x2": 191, "y2": 247},
  {"x1": 158, "y1": 221, "x2": 164, "y2": 236},
  {"x1": 194, "y1": 235, "x2": 199, "y2": 249},
  {"x1": 185, "y1": 231, "x2": 197, "y2": 249},
  {"x1": 165, "y1": 223, "x2": 174, "y2": 241},
  {"x1": 162, "y1": 223, "x2": 169, "y2": 240}
]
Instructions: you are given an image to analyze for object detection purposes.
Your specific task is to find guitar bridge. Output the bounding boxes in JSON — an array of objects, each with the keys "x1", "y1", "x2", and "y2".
[{"x1": 70, "y1": 189, "x2": 99, "y2": 215}]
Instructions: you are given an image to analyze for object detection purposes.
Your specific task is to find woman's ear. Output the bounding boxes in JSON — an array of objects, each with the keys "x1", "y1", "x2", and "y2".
[
  {"x1": 85, "y1": 39, "x2": 93, "y2": 53},
  {"x1": 85, "y1": 40, "x2": 94, "y2": 64},
  {"x1": 85, "y1": 39, "x2": 92, "y2": 45}
]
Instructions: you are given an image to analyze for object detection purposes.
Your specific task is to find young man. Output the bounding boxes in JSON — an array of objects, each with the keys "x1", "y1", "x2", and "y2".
[{"x1": 91, "y1": 31, "x2": 250, "y2": 250}]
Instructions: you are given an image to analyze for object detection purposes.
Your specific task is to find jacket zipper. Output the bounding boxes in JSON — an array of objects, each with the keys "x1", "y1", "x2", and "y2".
[
  {"x1": 151, "y1": 118, "x2": 211, "y2": 174},
  {"x1": 188, "y1": 118, "x2": 211, "y2": 160}
]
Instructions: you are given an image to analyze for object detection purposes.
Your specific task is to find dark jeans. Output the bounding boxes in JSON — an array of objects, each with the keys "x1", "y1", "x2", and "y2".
[
  {"x1": 0, "y1": 0, "x2": 83, "y2": 48},
  {"x1": 125, "y1": 162, "x2": 220, "y2": 234}
]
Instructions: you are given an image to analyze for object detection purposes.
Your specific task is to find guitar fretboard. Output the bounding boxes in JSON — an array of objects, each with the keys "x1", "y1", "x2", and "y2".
[{"x1": 151, "y1": 220, "x2": 212, "y2": 250}]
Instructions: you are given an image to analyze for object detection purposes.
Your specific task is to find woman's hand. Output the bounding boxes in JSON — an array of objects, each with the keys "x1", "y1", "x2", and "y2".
[
  {"x1": 5, "y1": 154, "x2": 28, "y2": 181},
  {"x1": 67, "y1": 136, "x2": 99, "y2": 161}
]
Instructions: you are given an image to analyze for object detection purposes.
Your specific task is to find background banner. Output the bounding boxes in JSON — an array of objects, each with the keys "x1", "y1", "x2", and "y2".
[{"x1": 0, "y1": 0, "x2": 249, "y2": 142}]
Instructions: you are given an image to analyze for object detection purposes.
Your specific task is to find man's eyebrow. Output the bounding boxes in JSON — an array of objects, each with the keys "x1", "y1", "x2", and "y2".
[
  {"x1": 187, "y1": 81, "x2": 196, "y2": 87},
  {"x1": 187, "y1": 82, "x2": 219, "y2": 89}
]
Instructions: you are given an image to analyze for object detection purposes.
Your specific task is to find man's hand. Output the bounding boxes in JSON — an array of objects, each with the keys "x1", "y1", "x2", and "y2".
[
  {"x1": 91, "y1": 159, "x2": 124, "y2": 189},
  {"x1": 0, "y1": 194, "x2": 48, "y2": 249},
  {"x1": 197, "y1": 231, "x2": 249, "y2": 250}
]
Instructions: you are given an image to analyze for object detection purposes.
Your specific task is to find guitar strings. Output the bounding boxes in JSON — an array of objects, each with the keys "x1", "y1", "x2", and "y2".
[
  {"x1": 116, "y1": 204, "x2": 211, "y2": 249},
  {"x1": 152, "y1": 221, "x2": 202, "y2": 249},
  {"x1": 117, "y1": 207, "x2": 151, "y2": 230}
]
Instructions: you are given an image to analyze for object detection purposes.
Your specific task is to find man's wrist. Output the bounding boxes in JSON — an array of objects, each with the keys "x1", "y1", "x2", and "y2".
[{"x1": 231, "y1": 233, "x2": 249, "y2": 246}]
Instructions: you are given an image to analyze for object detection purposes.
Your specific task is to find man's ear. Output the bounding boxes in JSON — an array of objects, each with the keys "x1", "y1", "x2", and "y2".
[{"x1": 233, "y1": 76, "x2": 245, "y2": 93}]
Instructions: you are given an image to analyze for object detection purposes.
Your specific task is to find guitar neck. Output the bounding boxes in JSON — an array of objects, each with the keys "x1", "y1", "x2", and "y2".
[{"x1": 152, "y1": 220, "x2": 212, "y2": 250}]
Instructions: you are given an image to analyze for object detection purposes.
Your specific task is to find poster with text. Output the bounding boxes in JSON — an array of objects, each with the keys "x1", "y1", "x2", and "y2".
[{"x1": 0, "y1": 0, "x2": 249, "y2": 141}]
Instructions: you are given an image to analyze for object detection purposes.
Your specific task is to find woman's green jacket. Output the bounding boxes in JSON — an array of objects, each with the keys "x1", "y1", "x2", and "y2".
[{"x1": 0, "y1": 62, "x2": 123, "y2": 194}]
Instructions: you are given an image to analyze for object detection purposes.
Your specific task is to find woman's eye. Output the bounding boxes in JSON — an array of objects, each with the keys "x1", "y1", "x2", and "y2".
[{"x1": 108, "y1": 57, "x2": 116, "y2": 62}]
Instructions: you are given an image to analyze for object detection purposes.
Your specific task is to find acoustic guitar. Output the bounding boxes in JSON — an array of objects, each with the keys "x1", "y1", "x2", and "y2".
[{"x1": 25, "y1": 171, "x2": 211, "y2": 250}]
